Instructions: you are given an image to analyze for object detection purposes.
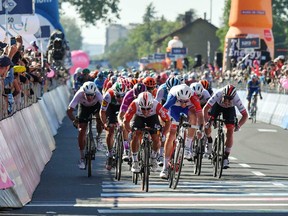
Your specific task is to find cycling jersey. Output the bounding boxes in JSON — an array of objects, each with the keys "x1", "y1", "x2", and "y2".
[
  {"x1": 163, "y1": 85, "x2": 202, "y2": 113},
  {"x1": 68, "y1": 87, "x2": 103, "y2": 109},
  {"x1": 120, "y1": 89, "x2": 135, "y2": 113},
  {"x1": 247, "y1": 79, "x2": 261, "y2": 93},
  {"x1": 206, "y1": 88, "x2": 246, "y2": 114},
  {"x1": 100, "y1": 88, "x2": 122, "y2": 111},
  {"x1": 124, "y1": 99, "x2": 170, "y2": 122},
  {"x1": 155, "y1": 83, "x2": 169, "y2": 104},
  {"x1": 199, "y1": 89, "x2": 211, "y2": 107}
]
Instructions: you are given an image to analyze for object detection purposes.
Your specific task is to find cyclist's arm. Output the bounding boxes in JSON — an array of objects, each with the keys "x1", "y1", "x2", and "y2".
[
  {"x1": 99, "y1": 92, "x2": 111, "y2": 127},
  {"x1": 67, "y1": 106, "x2": 76, "y2": 121},
  {"x1": 163, "y1": 94, "x2": 177, "y2": 110},
  {"x1": 155, "y1": 103, "x2": 171, "y2": 136},
  {"x1": 123, "y1": 102, "x2": 137, "y2": 132}
]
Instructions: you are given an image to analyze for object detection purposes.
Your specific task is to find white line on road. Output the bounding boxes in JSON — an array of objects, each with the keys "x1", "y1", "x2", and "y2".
[
  {"x1": 251, "y1": 171, "x2": 266, "y2": 176},
  {"x1": 239, "y1": 163, "x2": 251, "y2": 168},
  {"x1": 258, "y1": 129, "x2": 277, "y2": 132}
]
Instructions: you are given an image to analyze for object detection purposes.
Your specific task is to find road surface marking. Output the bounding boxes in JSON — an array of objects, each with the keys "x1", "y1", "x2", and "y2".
[{"x1": 258, "y1": 129, "x2": 277, "y2": 132}]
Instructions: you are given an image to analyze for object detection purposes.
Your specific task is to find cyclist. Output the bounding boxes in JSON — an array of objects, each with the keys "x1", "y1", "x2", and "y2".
[
  {"x1": 117, "y1": 83, "x2": 147, "y2": 161},
  {"x1": 160, "y1": 84, "x2": 204, "y2": 179},
  {"x1": 123, "y1": 92, "x2": 171, "y2": 173},
  {"x1": 155, "y1": 76, "x2": 181, "y2": 166},
  {"x1": 190, "y1": 82, "x2": 213, "y2": 156},
  {"x1": 67, "y1": 81, "x2": 103, "y2": 169},
  {"x1": 156, "y1": 77, "x2": 181, "y2": 105},
  {"x1": 247, "y1": 74, "x2": 262, "y2": 117},
  {"x1": 203, "y1": 84, "x2": 248, "y2": 169},
  {"x1": 142, "y1": 76, "x2": 157, "y2": 97},
  {"x1": 100, "y1": 81, "x2": 128, "y2": 170},
  {"x1": 199, "y1": 79, "x2": 213, "y2": 96},
  {"x1": 94, "y1": 71, "x2": 106, "y2": 93}
]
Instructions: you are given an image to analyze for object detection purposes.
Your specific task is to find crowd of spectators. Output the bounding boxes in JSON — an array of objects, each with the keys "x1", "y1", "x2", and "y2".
[{"x1": 0, "y1": 34, "x2": 65, "y2": 120}]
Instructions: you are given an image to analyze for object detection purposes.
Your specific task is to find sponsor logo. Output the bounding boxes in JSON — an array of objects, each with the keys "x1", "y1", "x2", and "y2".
[{"x1": 264, "y1": 29, "x2": 272, "y2": 42}]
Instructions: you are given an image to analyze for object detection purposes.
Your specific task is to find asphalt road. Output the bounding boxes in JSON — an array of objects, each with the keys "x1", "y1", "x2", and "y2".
[{"x1": 1, "y1": 117, "x2": 288, "y2": 216}]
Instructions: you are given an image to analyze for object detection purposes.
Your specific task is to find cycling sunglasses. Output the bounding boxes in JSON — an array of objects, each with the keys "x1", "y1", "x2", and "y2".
[
  {"x1": 147, "y1": 86, "x2": 155, "y2": 91},
  {"x1": 141, "y1": 107, "x2": 151, "y2": 111},
  {"x1": 223, "y1": 96, "x2": 233, "y2": 100},
  {"x1": 85, "y1": 93, "x2": 95, "y2": 97},
  {"x1": 115, "y1": 94, "x2": 124, "y2": 98},
  {"x1": 177, "y1": 99, "x2": 189, "y2": 104}
]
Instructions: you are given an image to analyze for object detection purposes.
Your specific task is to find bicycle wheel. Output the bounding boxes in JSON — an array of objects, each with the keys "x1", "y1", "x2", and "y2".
[
  {"x1": 212, "y1": 137, "x2": 218, "y2": 177},
  {"x1": 115, "y1": 130, "x2": 123, "y2": 181},
  {"x1": 193, "y1": 138, "x2": 203, "y2": 176},
  {"x1": 214, "y1": 133, "x2": 225, "y2": 178},
  {"x1": 85, "y1": 132, "x2": 92, "y2": 177},
  {"x1": 171, "y1": 139, "x2": 184, "y2": 189},
  {"x1": 141, "y1": 141, "x2": 150, "y2": 192},
  {"x1": 168, "y1": 142, "x2": 176, "y2": 188}
]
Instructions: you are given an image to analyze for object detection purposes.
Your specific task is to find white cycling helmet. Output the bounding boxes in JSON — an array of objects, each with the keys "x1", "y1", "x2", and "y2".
[
  {"x1": 83, "y1": 81, "x2": 97, "y2": 95},
  {"x1": 176, "y1": 84, "x2": 194, "y2": 100},
  {"x1": 138, "y1": 92, "x2": 154, "y2": 109},
  {"x1": 190, "y1": 82, "x2": 203, "y2": 96}
]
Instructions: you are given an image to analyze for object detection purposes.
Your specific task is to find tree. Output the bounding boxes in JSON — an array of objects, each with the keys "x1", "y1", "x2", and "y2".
[
  {"x1": 60, "y1": 16, "x2": 83, "y2": 50},
  {"x1": 59, "y1": 0, "x2": 120, "y2": 25}
]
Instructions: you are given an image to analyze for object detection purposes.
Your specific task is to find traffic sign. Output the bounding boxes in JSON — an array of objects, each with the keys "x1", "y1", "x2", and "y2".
[
  {"x1": 171, "y1": 47, "x2": 187, "y2": 55},
  {"x1": 154, "y1": 53, "x2": 165, "y2": 60},
  {"x1": 0, "y1": 0, "x2": 34, "y2": 15}
]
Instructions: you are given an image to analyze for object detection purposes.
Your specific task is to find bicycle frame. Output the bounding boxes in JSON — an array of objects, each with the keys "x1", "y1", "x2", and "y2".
[
  {"x1": 212, "y1": 117, "x2": 225, "y2": 179},
  {"x1": 250, "y1": 94, "x2": 258, "y2": 123},
  {"x1": 169, "y1": 113, "x2": 199, "y2": 189},
  {"x1": 85, "y1": 115, "x2": 96, "y2": 177},
  {"x1": 113, "y1": 124, "x2": 124, "y2": 181},
  {"x1": 132, "y1": 127, "x2": 154, "y2": 192}
]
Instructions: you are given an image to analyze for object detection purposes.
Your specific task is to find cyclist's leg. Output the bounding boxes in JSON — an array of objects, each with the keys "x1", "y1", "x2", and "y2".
[
  {"x1": 130, "y1": 116, "x2": 144, "y2": 172},
  {"x1": 223, "y1": 107, "x2": 236, "y2": 168}
]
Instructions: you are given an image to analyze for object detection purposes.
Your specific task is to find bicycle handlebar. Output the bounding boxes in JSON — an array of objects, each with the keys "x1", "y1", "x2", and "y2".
[{"x1": 172, "y1": 121, "x2": 199, "y2": 129}]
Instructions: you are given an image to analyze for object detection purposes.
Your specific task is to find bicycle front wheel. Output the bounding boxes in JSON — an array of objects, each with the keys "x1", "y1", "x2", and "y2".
[
  {"x1": 213, "y1": 133, "x2": 224, "y2": 178},
  {"x1": 171, "y1": 140, "x2": 184, "y2": 189},
  {"x1": 193, "y1": 138, "x2": 203, "y2": 176},
  {"x1": 141, "y1": 142, "x2": 150, "y2": 192},
  {"x1": 115, "y1": 131, "x2": 124, "y2": 181},
  {"x1": 85, "y1": 133, "x2": 92, "y2": 177}
]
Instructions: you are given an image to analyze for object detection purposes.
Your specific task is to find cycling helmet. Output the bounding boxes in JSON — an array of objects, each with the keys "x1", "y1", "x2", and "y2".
[
  {"x1": 143, "y1": 77, "x2": 156, "y2": 88},
  {"x1": 176, "y1": 84, "x2": 193, "y2": 100},
  {"x1": 112, "y1": 82, "x2": 127, "y2": 96},
  {"x1": 82, "y1": 68, "x2": 90, "y2": 74},
  {"x1": 138, "y1": 92, "x2": 154, "y2": 108},
  {"x1": 75, "y1": 67, "x2": 82, "y2": 74},
  {"x1": 251, "y1": 74, "x2": 258, "y2": 80},
  {"x1": 133, "y1": 83, "x2": 147, "y2": 97},
  {"x1": 83, "y1": 81, "x2": 97, "y2": 95},
  {"x1": 190, "y1": 82, "x2": 204, "y2": 96},
  {"x1": 222, "y1": 84, "x2": 236, "y2": 99},
  {"x1": 166, "y1": 77, "x2": 181, "y2": 90},
  {"x1": 199, "y1": 79, "x2": 209, "y2": 90},
  {"x1": 129, "y1": 78, "x2": 138, "y2": 88}
]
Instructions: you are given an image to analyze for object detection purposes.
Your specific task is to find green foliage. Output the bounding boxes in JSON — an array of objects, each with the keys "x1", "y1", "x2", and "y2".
[
  {"x1": 60, "y1": 0, "x2": 120, "y2": 25},
  {"x1": 60, "y1": 16, "x2": 83, "y2": 50},
  {"x1": 104, "y1": 3, "x2": 181, "y2": 68}
]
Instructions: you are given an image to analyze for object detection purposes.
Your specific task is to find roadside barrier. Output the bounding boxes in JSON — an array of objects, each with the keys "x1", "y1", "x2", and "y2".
[{"x1": 0, "y1": 85, "x2": 70, "y2": 207}]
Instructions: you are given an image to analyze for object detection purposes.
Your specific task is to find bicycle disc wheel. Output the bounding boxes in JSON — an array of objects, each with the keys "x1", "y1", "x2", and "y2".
[
  {"x1": 85, "y1": 134, "x2": 92, "y2": 177},
  {"x1": 172, "y1": 140, "x2": 184, "y2": 189},
  {"x1": 115, "y1": 131, "x2": 123, "y2": 181},
  {"x1": 142, "y1": 142, "x2": 150, "y2": 192}
]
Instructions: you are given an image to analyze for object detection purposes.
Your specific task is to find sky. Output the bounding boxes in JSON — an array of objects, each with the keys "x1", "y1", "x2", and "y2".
[{"x1": 63, "y1": 0, "x2": 226, "y2": 45}]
